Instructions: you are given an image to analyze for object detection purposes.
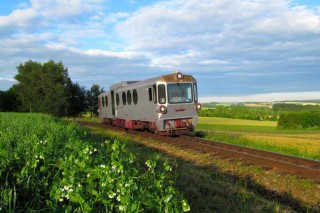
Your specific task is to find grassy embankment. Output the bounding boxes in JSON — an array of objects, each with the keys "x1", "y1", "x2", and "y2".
[
  {"x1": 70, "y1": 115, "x2": 320, "y2": 212},
  {"x1": 197, "y1": 117, "x2": 320, "y2": 161},
  {"x1": 81, "y1": 115, "x2": 320, "y2": 161}
]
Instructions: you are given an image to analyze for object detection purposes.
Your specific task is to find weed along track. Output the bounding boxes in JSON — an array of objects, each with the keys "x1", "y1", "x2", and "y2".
[{"x1": 76, "y1": 121, "x2": 320, "y2": 182}]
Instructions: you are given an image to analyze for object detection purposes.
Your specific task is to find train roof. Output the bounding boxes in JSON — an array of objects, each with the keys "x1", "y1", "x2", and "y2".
[
  {"x1": 109, "y1": 81, "x2": 140, "y2": 91},
  {"x1": 109, "y1": 72, "x2": 196, "y2": 92}
]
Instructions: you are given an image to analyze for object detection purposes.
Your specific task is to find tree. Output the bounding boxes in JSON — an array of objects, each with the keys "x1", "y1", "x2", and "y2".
[
  {"x1": 66, "y1": 82, "x2": 87, "y2": 117},
  {"x1": 13, "y1": 60, "x2": 86, "y2": 117},
  {"x1": 0, "y1": 88, "x2": 20, "y2": 112},
  {"x1": 87, "y1": 84, "x2": 104, "y2": 117}
]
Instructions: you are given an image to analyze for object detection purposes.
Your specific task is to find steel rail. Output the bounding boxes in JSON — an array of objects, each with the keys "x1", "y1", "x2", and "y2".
[{"x1": 186, "y1": 138, "x2": 320, "y2": 181}]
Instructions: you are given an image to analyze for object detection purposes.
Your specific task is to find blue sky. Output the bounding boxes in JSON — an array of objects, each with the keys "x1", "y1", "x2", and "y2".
[{"x1": 0, "y1": 0, "x2": 320, "y2": 102}]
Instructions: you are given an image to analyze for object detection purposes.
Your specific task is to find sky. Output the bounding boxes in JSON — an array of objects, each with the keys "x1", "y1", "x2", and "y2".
[{"x1": 0, "y1": 0, "x2": 320, "y2": 102}]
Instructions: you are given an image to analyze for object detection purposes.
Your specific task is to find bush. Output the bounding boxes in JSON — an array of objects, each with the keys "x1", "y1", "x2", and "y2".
[{"x1": 277, "y1": 111, "x2": 320, "y2": 129}]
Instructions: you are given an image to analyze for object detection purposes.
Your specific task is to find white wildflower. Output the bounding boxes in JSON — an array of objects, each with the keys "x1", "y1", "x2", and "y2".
[
  {"x1": 83, "y1": 147, "x2": 89, "y2": 154},
  {"x1": 119, "y1": 205, "x2": 127, "y2": 211},
  {"x1": 146, "y1": 161, "x2": 151, "y2": 168},
  {"x1": 165, "y1": 195, "x2": 173, "y2": 203},
  {"x1": 108, "y1": 192, "x2": 116, "y2": 198}
]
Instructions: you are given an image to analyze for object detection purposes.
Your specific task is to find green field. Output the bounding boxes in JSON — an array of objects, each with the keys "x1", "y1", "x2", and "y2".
[
  {"x1": 0, "y1": 113, "x2": 188, "y2": 212},
  {"x1": 197, "y1": 117, "x2": 320, "y2": 161},
  {"x1": 199, "y1": 117, "x2": 277, "y2": 127}
]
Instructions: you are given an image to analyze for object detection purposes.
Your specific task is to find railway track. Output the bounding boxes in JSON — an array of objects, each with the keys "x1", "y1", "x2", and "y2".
[
  {"x1": 176, "y1": 136, "x2": 320, "y2": 181},
  {"x1": 75, "y1": 121, "x2": 320, "y2": 182}
]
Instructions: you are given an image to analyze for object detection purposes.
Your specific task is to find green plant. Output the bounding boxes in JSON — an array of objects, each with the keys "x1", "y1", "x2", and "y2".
[{"x1": 0, "y1": 112, "x2": 189, "y2": 212}]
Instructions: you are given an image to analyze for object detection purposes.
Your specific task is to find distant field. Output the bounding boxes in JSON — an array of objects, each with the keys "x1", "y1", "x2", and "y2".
[
  {"x1": 197, "y1": 117, "x2": 320, "y2": 160},
  {"x1": 198, "y1": 117, "x2": 277, "y2": 127},
  {"x1": 283, "y1": 102, "x2": 320, "y2": 106}
]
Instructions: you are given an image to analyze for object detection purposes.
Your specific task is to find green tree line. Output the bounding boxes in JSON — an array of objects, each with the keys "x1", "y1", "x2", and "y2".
[
  {"x1": 273, "y1": 103, "x2": 320, "y2": 112},
  {"x1": 0, "y1": 60, "x2": 104, "y2": 117},
  {"x1": 278, "y1": 111, "x2": 320, "y2": 129},
  {"x1": 199, "y1": 103, "x2": 320, "y2": 129},
  {"x1": 198, "y1": 105, "x2": 278, "y2": 121}
]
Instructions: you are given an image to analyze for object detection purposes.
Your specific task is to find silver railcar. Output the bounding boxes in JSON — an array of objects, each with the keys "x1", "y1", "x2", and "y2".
[{"x1": 98, "y1": 72, "x2": 201, "y2": 135}]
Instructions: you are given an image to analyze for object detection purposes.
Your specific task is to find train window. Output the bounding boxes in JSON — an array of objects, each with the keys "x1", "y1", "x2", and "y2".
[
  {"x1": 102, "y1": 96, "x2": 105, "y2": 107},
  {"x1": 153, "y1": 85, "x2": 157, "y2": 104},
  {"x1": 127, "y1": 90, "x2": 132, "y2": 105},
  {"x1": 133, "y1": 89, "x2": 138, "y2": 105},
  {"x1": 122, "y1": 91, "x2": 126, "y2": 105},
  {"x1": 158, "y1": 84, "x2": 166, "y2": 104},
  {"x1": 116, "y1": 93, "x2": 120, "y2": 106},
  {"x1": 168, "y1": 83, "x2": 193, "y2": 104},
  {"x1": 148, "y1": 88, "x2": 152, "y2": 101},
  {"x1": 194, "y1": 83, "x2": 198, "y2": 103},
  {"x1": 105, "y1": 96, "x2": 108, "y2": 107}
]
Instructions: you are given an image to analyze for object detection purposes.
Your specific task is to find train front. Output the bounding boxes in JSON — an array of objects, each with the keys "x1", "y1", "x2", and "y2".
[{"x1": 155, "y1": 72, "x2": 201, "y2": 135}]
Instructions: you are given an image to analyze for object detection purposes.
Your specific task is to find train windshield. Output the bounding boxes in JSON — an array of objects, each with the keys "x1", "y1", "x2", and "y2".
[{"x1": 168, "y1": 83, "x2": 193, "y2": 104}]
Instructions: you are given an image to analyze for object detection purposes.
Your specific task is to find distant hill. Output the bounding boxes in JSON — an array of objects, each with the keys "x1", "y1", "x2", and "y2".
[{"x1": 205, "y1": 100, "x2": 320, "y2": 107}]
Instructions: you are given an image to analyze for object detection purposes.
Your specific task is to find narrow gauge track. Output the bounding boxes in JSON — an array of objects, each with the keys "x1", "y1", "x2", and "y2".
[{"x1": 75, "y1": 121, "x2": 320, "y2": 182}]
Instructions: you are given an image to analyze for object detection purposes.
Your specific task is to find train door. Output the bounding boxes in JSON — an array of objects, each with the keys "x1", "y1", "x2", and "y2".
[
  {"x1": 111, "y1": 90, "x2": 116, "y2": 116},
  {"x1": 153, "y1": 84, "x2": 157, "y2": 104}
]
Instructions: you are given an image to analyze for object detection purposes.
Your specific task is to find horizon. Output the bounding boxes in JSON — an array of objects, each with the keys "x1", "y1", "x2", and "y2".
[
  {"x1": 199, "y1": 91, "x2": 320, "y2": 103},
  {"x1": 1, "y1": 0, "x2": 320, "y2": 100}
]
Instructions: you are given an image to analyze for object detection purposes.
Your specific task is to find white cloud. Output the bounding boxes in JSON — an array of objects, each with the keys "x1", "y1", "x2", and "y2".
[
  {"x1": 117, "y1": 0, "x2": 320, "y2": 51},
  {"x1": 248, "y1": 6, "x2": 320, "y2": 36},
  {"x1": 30, "y1": 0, "x2": 105, "y2": 18},
  {"x1": 0, "y1": 8, "x2": 37, "y2": 33},
  {"x1": 0, "y1": 0, "x2": 320, "y2": 99},
  {"x1": 104, "y1": 12, "x2": 130, "y2": 24},
  {"x1": 114, "y1": 0, "x2": 320, "y2": 79},
  {"x1": 0, "y1": 77, "x2": 17, "y2": 82}
]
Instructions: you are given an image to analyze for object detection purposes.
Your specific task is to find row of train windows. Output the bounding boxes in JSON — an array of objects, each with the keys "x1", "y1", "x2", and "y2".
[
  {"x1": 101, "y1": 89, "x2": 138, "y2": 107},
  {"x1": 101, "y1": 83, "x2": 197, "y2": 107},
  {"x1": 101, "y1": 85, "x2": 157, "y2": 107},
  {"x1": 116, "y1": 89, "x2": 138, "y2": 106}
]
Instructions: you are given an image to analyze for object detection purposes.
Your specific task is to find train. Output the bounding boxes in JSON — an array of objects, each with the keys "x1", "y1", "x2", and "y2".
[{"x1": 98, "y1": 72, "x2": 201, "y2": 136}]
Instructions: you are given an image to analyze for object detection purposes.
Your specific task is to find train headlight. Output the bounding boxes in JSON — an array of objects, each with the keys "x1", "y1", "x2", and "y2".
[
  {"x1": 176, "y1": 72, "x2": 184, "y2": 80},
  {"x1": 195, "y1": 103, "x2": 202, "y2": 111},
  {"x1": 159, "y1": 105, "x2": 167, "y2": 114}
]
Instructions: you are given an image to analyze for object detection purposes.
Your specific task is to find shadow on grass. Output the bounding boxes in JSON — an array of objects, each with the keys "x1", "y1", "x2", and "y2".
[
  {"x1": 89, "y1": 128, "x2": 319, "y2": 213},
  {"x1": 175, "y1": 161, "x2": 316, "y2": 213}
]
